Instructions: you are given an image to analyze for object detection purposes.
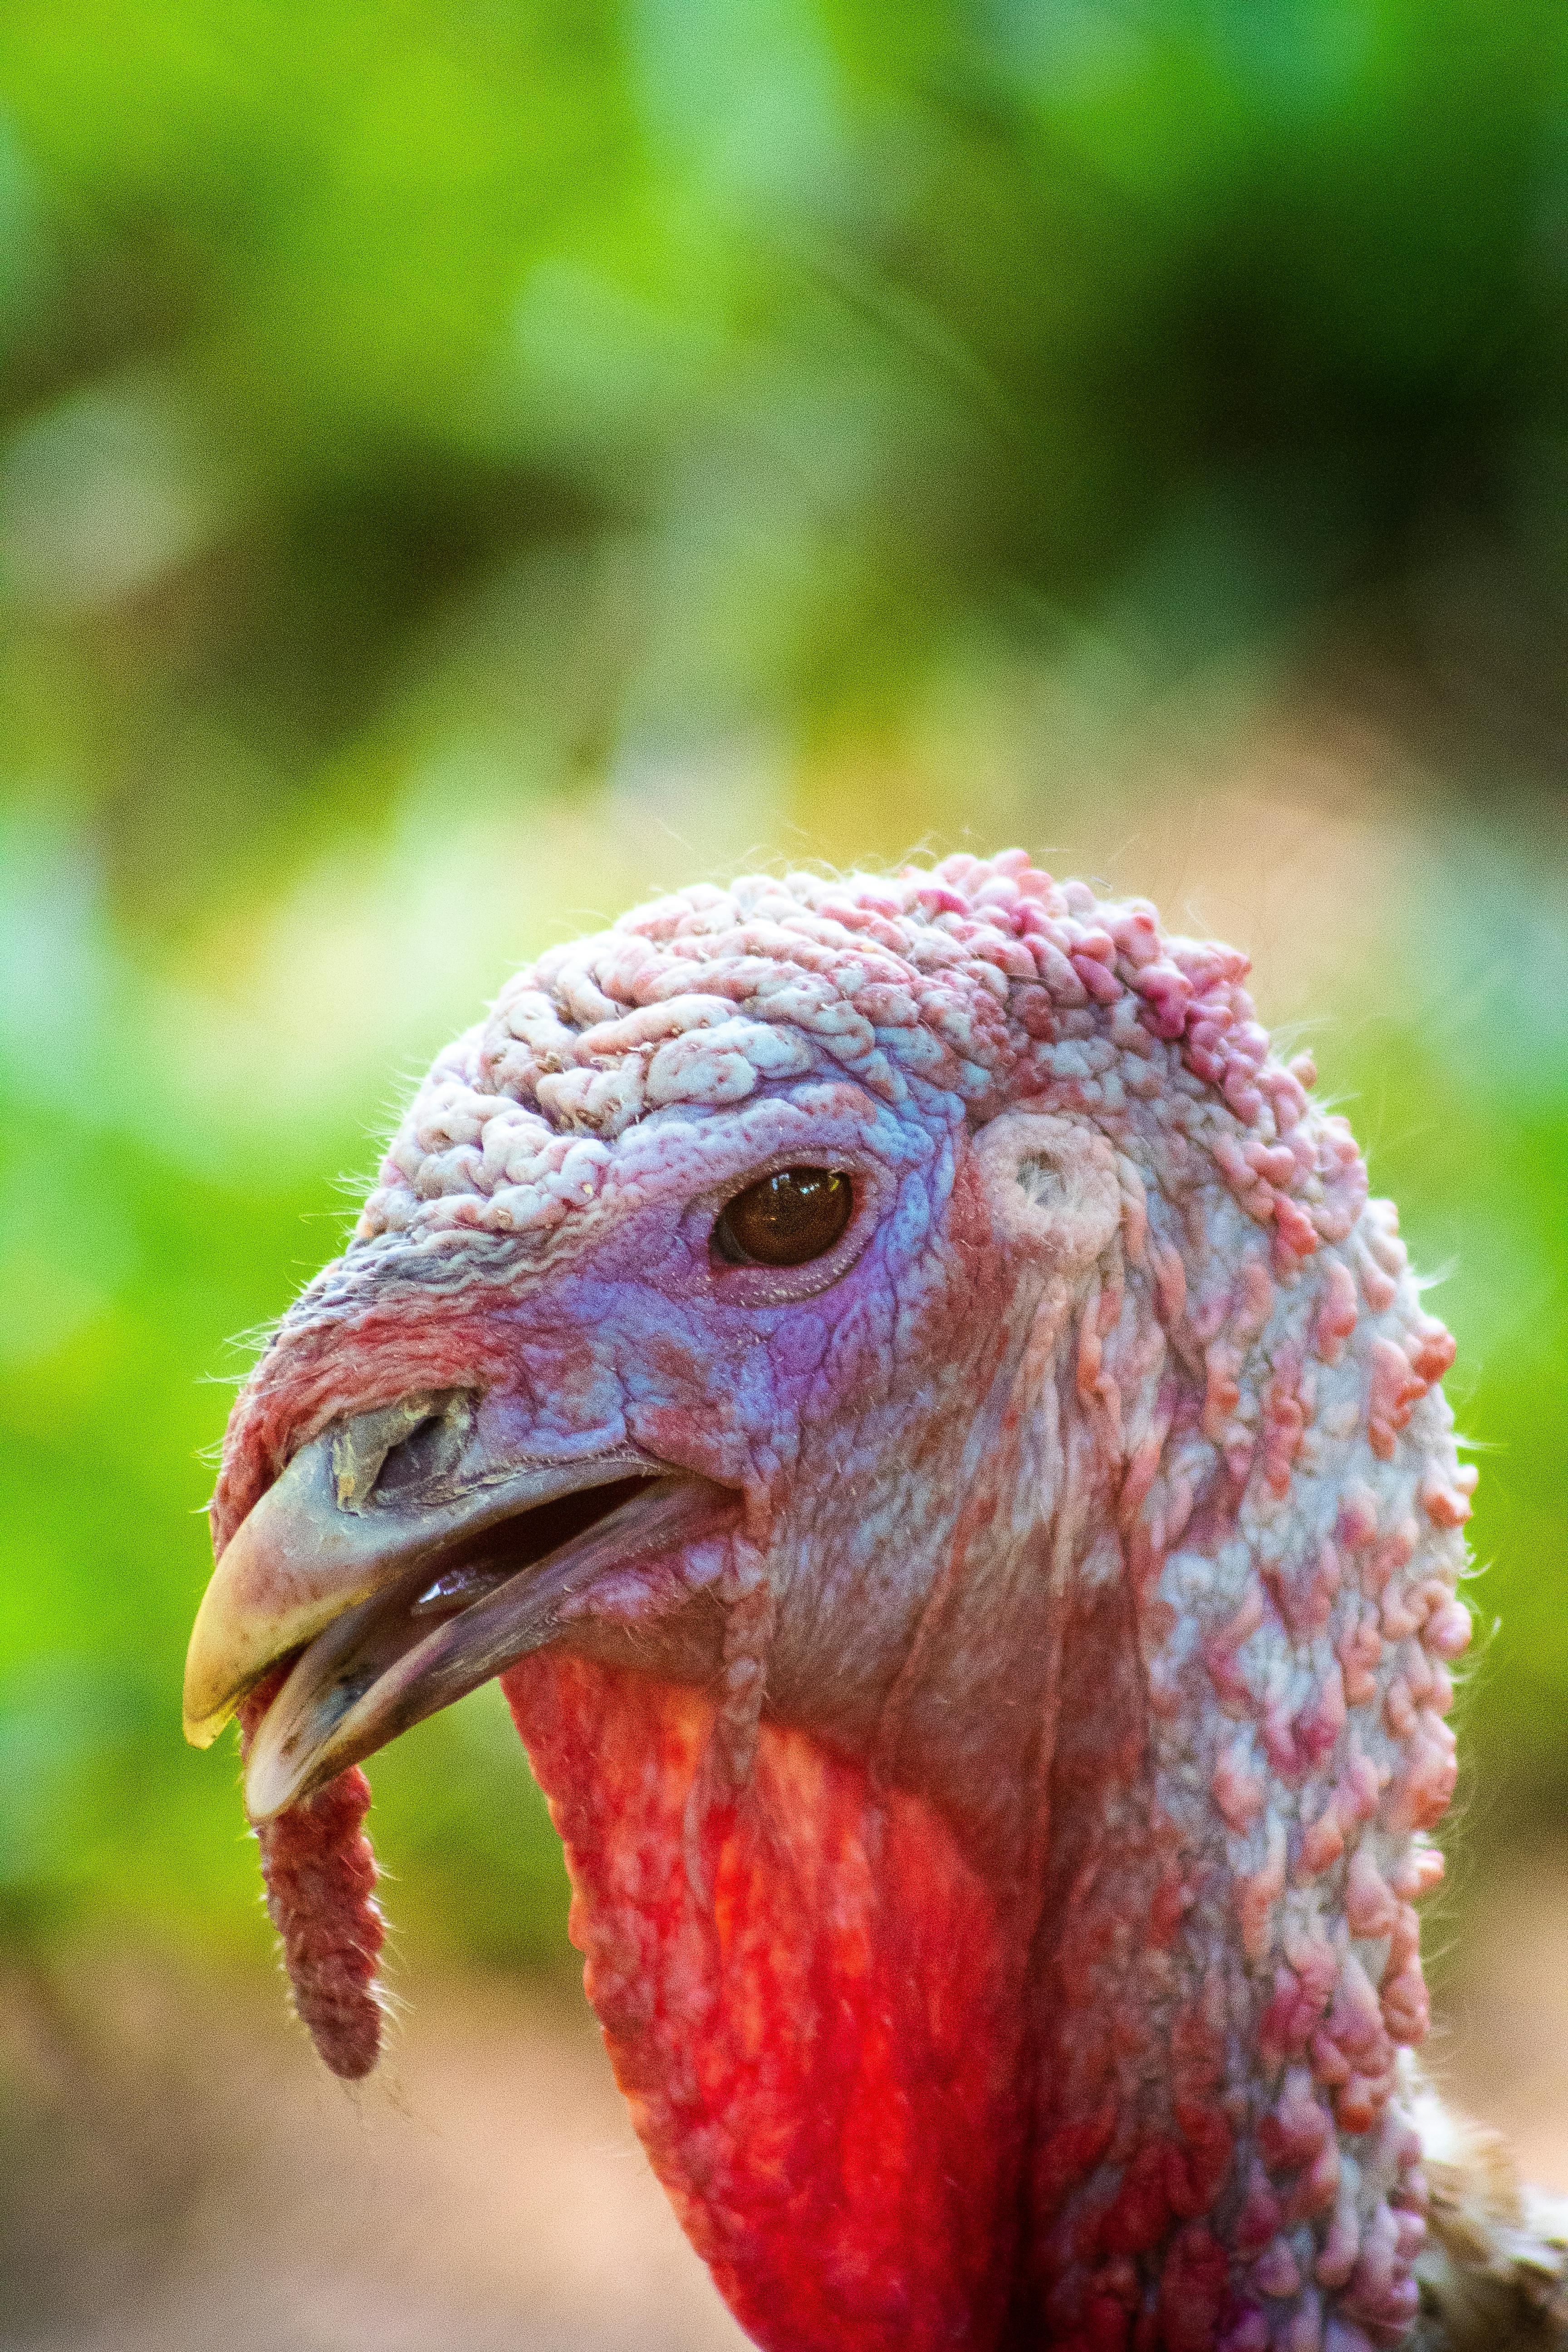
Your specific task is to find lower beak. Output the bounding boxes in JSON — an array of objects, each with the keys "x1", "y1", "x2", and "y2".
[{"x1": 184, "y1": 1391, "x2": 730, "y2": 1820}]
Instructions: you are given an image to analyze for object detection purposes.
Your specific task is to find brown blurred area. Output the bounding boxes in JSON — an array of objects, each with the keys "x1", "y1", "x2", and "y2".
[
  {"x1": 0, "y1": 1848, "x2": 1563, "y2": 2352},
  {"x1": 0, "y1": 1946, "x2": 749, "y2": 2351}
]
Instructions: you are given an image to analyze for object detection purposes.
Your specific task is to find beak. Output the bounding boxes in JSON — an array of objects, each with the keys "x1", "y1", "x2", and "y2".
[{"x1": 184, "y1": 1389, "x2": 730, "y2": 1821}]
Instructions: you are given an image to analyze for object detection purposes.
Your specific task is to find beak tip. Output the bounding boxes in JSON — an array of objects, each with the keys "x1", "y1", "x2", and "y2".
[{"x1": 181, "y1": 1695, "x2": 231, "y2": 1749}]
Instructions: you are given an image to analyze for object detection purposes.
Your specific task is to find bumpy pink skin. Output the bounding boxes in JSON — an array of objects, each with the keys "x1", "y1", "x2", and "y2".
[{"x1": 214, "y1": 851, "x2": 1473, "y2": 2352}]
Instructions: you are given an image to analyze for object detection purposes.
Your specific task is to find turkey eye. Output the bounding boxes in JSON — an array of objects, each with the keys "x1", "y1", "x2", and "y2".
[{"x1": 714, "y1": 1167, "x2": 854, "y2": 1268}]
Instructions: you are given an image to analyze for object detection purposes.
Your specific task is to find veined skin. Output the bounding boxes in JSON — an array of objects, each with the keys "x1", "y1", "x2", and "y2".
[{"x1": 207, "y1": 849, "x2": 1503, "y2": 2352}]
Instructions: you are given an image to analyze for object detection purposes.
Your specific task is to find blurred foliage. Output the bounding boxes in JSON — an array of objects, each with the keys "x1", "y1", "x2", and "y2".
[{"x1": 0, "y1": 0, "x2": 1566, "y2": 1969}]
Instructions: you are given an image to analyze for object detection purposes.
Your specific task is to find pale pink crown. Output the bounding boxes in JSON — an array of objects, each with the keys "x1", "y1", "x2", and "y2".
[{"x1": 358, "y1": 848, "x2": 1362, "y2": 1264}]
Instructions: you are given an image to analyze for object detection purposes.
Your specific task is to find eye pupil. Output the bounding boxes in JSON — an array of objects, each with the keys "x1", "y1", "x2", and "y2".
[{"x1": 715, "y1": 1167, "x2": 854, "y2": 1268}]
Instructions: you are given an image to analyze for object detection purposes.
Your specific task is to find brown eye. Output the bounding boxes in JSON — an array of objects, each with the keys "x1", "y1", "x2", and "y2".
[{"x1": 714, "y1": 1167, "x2": 854, "y2": 1268}]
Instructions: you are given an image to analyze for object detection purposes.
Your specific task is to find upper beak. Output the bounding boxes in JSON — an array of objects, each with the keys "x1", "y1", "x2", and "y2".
[{"x1": 184, "y1": 1389, "x2": 730, "y2": 1821}]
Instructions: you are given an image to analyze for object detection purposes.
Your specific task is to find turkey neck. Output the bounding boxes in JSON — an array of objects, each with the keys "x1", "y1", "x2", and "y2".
[
  {"x1": 500, "y1": 1325, "x2": 1132, "y2": 2352},
  {"x1": 507, "y1": 1185, "x2": 1468, "y2": 2352}
]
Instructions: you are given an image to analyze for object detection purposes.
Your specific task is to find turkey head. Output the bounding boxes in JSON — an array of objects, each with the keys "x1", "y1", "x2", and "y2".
[{"x1": 185, "y1": 851, "x2": 1486, "y2": 2352}]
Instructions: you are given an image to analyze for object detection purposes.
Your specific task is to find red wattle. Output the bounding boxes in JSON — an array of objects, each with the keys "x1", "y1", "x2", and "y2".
[{"x1": 504, "y1": 1652, "x2": 1029, "y2": 2352}]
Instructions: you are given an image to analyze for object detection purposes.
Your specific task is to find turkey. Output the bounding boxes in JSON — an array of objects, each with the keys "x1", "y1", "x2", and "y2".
[{"x1": 185, "y1": 848, "x2": 1568, "y2": 2352}]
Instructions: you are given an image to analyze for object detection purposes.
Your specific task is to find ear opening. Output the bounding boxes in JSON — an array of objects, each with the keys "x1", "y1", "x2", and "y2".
[{"x1": 971, "y1": 1109, "x2": 1121, "y2": 1278}]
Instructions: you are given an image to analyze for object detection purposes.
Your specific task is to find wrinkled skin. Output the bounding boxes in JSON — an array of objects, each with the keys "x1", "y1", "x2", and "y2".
[{"x1": 191, "y1": 852, "x2": 1536, "y2": 2352}]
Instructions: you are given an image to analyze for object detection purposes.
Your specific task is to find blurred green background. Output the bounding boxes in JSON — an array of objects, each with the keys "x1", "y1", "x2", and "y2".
[{"x1": 1, "y1": 0, "x2": 1567, "y2": 1986}]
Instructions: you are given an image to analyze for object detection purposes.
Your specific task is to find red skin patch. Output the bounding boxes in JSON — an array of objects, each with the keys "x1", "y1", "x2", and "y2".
[{"x1": 505, "y1": 1652, "x2": 1029, "y2": 2352}]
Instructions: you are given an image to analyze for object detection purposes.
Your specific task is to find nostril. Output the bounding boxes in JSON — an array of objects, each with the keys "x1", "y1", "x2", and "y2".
[
  {"x1": 369, "y1": 1394, "x2": 474, "y2": 1501},
  {"x1": 328, "y1": 1389, "x2": 477, "y2": 1512}
]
